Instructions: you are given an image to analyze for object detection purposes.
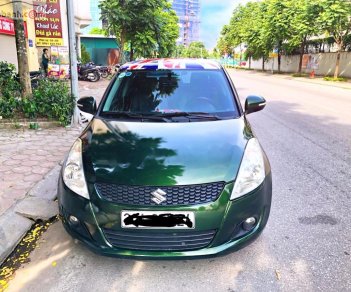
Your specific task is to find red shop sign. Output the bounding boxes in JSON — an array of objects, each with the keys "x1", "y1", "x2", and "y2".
[{"x1": 0, "y1": 17, "x2": 28, "y2": 37}]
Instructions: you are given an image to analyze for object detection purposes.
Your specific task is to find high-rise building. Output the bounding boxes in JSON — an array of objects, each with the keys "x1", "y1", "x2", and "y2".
[{"x1": 172, "y1": 0, "x2": 200, "y2": 46}]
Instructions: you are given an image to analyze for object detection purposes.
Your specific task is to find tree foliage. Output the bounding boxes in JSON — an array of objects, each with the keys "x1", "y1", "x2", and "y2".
[
  {"x1": 175, "y1": 42, "x2": 209, "y2": 58},
  {"x1": 89, "y1": 27, "x2": 107, "y2": 35},
  {"x1": 318, "y1": 0, "x2": 351, "y2": 77},
  {"x1": 99, "y1": 0, "x2": 179, "y2": 62},
  {"x1": 80, "y1": 44, "x2": 91, "y2": 64},
  {"x1": 218, "y1": 0, "x2": 351, "y2": 76}
]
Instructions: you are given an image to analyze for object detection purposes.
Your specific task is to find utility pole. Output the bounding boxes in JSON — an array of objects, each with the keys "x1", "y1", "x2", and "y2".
[{"x1": 66, "y1": 0, "x2": 79, "y2": 126}]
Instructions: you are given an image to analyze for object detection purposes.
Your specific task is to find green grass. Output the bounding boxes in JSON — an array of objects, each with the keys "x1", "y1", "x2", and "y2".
[
  {"x1": 292, "y1": 73, "x2": 309, "y2": 78},
  {"x1": 323, "y1": 76, "x2": 348, "y2": 82}
]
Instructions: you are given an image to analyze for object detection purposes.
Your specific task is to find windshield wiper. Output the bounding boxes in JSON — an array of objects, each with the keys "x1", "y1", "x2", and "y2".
[
  {"x1": 101, "y1": 111, "x2": 171, "y2": 122},
  {"x1": 155, "y1": 112, "x2": 223, "y2": 121}
]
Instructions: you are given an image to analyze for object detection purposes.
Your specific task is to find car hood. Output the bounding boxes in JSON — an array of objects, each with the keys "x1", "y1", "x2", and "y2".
[{"x1": 81, "y1": 117, "x2": 253, "y2": 186}]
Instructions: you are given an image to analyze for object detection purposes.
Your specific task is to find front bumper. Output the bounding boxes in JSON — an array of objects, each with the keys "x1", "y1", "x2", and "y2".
[{"x1": 58, "y1": 173, "x2": 272, "y2": 259}]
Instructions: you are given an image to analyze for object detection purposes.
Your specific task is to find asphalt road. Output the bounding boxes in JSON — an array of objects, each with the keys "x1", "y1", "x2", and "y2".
[{"x1": 7, "y1": 70, "x2": 351, "y2": 292}]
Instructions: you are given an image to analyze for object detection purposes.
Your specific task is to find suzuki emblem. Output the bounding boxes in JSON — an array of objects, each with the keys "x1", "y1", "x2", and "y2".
[{"x1": 151, "y1": 189, "x2": 167, "y2": 204}]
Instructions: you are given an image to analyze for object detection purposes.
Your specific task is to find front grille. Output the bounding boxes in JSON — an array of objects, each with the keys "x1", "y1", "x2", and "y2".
[
  {"x1": 95, "y1": 182, "x2": 225, "y2": 206},
  {"x1": 103, "y1": 229, "x2": 217, "y2": 251}
]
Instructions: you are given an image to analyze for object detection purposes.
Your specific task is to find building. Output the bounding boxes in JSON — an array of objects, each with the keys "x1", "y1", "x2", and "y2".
[
  {"x1": 81, "y1": 35, "x2": 119, "y2": 65},
  {"x1": 172, "y1": 0, "x2": 200, "y2": 46},
  {"x1": 80, "y1": 1, "x2": 121, "y2": 65},
  {"x1": 0, "y1": 0, "x2": 91, "y2": 71},
  {"x1": 81, "y1": 0, "x2": 103, "y2": 34}
]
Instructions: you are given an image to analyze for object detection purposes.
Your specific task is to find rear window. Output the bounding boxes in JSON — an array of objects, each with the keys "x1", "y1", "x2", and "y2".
[{"x1": 101, "y1": 69, "x2": 239, "y2": 119}]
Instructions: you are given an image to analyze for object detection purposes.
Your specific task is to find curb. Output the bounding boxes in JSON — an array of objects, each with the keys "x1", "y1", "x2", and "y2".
[
  {"x1": 0, "y1": 164, "x2": 61, "y2": 265},
  {"x1": 0, "y1": 120, "x2": 62, "y2": 130}
]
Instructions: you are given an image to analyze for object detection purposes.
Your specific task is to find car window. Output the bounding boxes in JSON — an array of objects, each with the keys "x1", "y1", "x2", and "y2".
[{"x1": 101, "y1": 69, "x2": 239, "y2": 119}]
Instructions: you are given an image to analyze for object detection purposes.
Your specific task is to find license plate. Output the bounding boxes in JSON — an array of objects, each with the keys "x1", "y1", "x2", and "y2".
[{"x1": 121, "y1": 211, "x2": 195, "y2": 229}]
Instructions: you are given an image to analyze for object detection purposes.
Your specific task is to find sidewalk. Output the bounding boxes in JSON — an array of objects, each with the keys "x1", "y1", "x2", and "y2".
[
  {"x1": 0, "y1": 80, "x2": 109, "y2": 216},
  {"x1": 229, "y1": 68, "x2": 351, "y2": 90},
  {"x1": 0, "y1": 79, "x2": 109, "y2": 263}
]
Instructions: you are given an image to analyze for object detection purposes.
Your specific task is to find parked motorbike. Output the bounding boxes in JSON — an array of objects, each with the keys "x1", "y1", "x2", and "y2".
[
  {"x1": 91, "y1": 62, "x2": 121, "y2": 78},
  {"x1": 95, "y1": 65, "x2": 110, "y2": 78},
  {"x1": 29, "y1": 71, "x2": 45, "y2": 88},
  {"x1": 15, "y1": 71, "x2": 47, "y2": 89},
  {"x1": 77, "y1": 63, "x2": 100, "y2": 82}
]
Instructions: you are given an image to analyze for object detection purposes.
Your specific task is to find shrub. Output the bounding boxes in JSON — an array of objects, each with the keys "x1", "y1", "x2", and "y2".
[
  {"x1": 0, "y1": 62, "x2": 75, "y2": 125},
  {"x1": 0, "y1": 61, "x2": 21, "y2": 118},
  {"x1": 26, "y1": 79, "x2": 75, "y2": 125}
]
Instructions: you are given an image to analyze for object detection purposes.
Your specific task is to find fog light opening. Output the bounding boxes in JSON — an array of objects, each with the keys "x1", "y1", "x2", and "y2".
[
  {"x1": 69, "y1": 215, "x2": 79, "y2": 225},
  {"x1": 242, "y1": 217, "x2": 257, "y2": 231}
]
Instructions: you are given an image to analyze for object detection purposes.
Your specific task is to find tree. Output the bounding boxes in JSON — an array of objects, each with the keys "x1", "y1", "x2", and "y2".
[
  {"x1": 175, "y1": 44, "x2": 187, "y2": 57},
  {"x1": 218, "y1": 2, "x2": 272, "y2": 70},
  {"x1": 89, "y1": 27, "x2": 107, "y2": 35},
  {"x1": 209, "y1": 48, "x2": 221, "y2": 59},
  {"x1": 80, "y1": 44, "x2": 91, "y2": 64},
  {"x1": 287, "y1": 0, "x2": 322, "y2": 73},
  {"x1": 218, "y1": 0, "x2": 351, "y2": 74},
  {"x1": 227, "y1": 5, "x2": 247, "y2": 50},
  {"x1": 12, "y1": 1, "x2": 31, "y2": 97},
  {"x1": 131, "y1": 4, "x2": 179, "y2": 58},
  {"x1": 318, "y1": 0, "x2": 351, "y2": 78},
  {"x1": 99, "y1": 0, "x2": 178, "y2": 62},
  {"x1": 177, "y1": 42, "x2": 209, "y2": 58},
  {"x1": 217, "y1": 25, "x2": 235, "y2": 57},
  {"x1": 265, "y1": 0, "x2": 292, "y2": 72},
  {"x1": 155, "y1": 9, "x2": 179, "y2": 57}
]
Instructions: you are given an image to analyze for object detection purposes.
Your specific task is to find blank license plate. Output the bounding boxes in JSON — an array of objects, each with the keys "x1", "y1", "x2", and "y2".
[{"x1": 121, "y1": 211, "x2": 195, "y2": 229}]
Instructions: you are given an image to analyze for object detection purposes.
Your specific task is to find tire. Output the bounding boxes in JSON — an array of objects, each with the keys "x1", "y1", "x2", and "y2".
[
  {"x1": 89, "y1": 71, "x2": 100, "y2": 82},
  {"x1": 100, "y1": 71, "x2": 108, "y2": 78}
]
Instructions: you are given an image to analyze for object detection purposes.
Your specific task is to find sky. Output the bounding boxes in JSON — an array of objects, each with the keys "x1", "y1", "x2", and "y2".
[{"x1": 200, "y1": 0, "x2": 249, "y2": 49}]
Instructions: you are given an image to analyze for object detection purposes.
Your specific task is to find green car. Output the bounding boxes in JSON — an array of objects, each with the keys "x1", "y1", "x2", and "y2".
[{"x1": 58, "y1": 59, "x2": 272, "y2": 259}]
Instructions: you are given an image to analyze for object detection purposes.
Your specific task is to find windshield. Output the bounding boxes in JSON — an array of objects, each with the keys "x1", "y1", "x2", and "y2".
[{"x1": 101, "y1": 69, "x2": 238, "y2": 120}]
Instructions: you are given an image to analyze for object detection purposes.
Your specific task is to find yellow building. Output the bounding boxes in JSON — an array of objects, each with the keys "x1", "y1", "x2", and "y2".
[{"x1": 0, "y1": 0, "x2": 91, "y2": 71}]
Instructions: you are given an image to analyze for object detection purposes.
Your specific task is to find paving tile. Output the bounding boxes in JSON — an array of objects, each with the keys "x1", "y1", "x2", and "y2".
[
  {"x1": 23, "y1": 174, "x2": 44, "y2": 183},
  {"x1": 2, "y1": 160, "x2": 18, "y2": 166},
  {"x1": 21, "y1": 160, "x2": 41, "y2": 167},
  {"x1": 11, "y1": 181, "x2": 34, "y2": 191},
  {"x1": 31, "y1": 167, "x2": 51, "y2": 175},
  {"x1": 1, "y1": 173, "x2": 25, "y2": 182},
  {"x1": 12, "y1": 154, "x2": 29, "y2": 160},
  {"x1": 12, "y1": 166, "x2": 32, "y2": 173},
  {"x1": 0, "y1": 82, "x2": 107, "y2": 216}
]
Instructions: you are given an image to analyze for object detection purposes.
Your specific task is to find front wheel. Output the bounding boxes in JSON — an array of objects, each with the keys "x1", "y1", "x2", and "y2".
[{"x1": 89, "y1": 71, "x2": 100, "y2": 82}]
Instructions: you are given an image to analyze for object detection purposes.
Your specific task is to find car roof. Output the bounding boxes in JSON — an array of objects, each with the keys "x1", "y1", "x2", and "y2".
[{"x1": 119, "y1": 58, "x2": 222, "y2": 72}]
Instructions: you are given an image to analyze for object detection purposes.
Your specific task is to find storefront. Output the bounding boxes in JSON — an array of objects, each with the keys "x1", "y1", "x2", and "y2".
[
  {"x1": 0, "y1": 17, "x2": 18, "y2": 66},
  {"x1": 0, "y1": 0, "x2": 91, "y2": 72}
]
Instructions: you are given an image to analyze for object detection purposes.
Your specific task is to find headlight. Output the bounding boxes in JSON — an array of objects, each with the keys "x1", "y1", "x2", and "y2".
[
  {"x1": 63, "y1": 138, "x2": 89, "y2": 199},
  {"x1": 230, "y1": 138, "x2": 265, "y2": 200}
]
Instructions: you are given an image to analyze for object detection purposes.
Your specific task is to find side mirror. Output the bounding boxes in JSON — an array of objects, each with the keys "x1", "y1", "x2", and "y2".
[
  {"x1": 245, "y1": 95, "x2": 266, "y2": 115},
  {"x1": 77, "y1": 96, "x2": 97, "y2": 115}
]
